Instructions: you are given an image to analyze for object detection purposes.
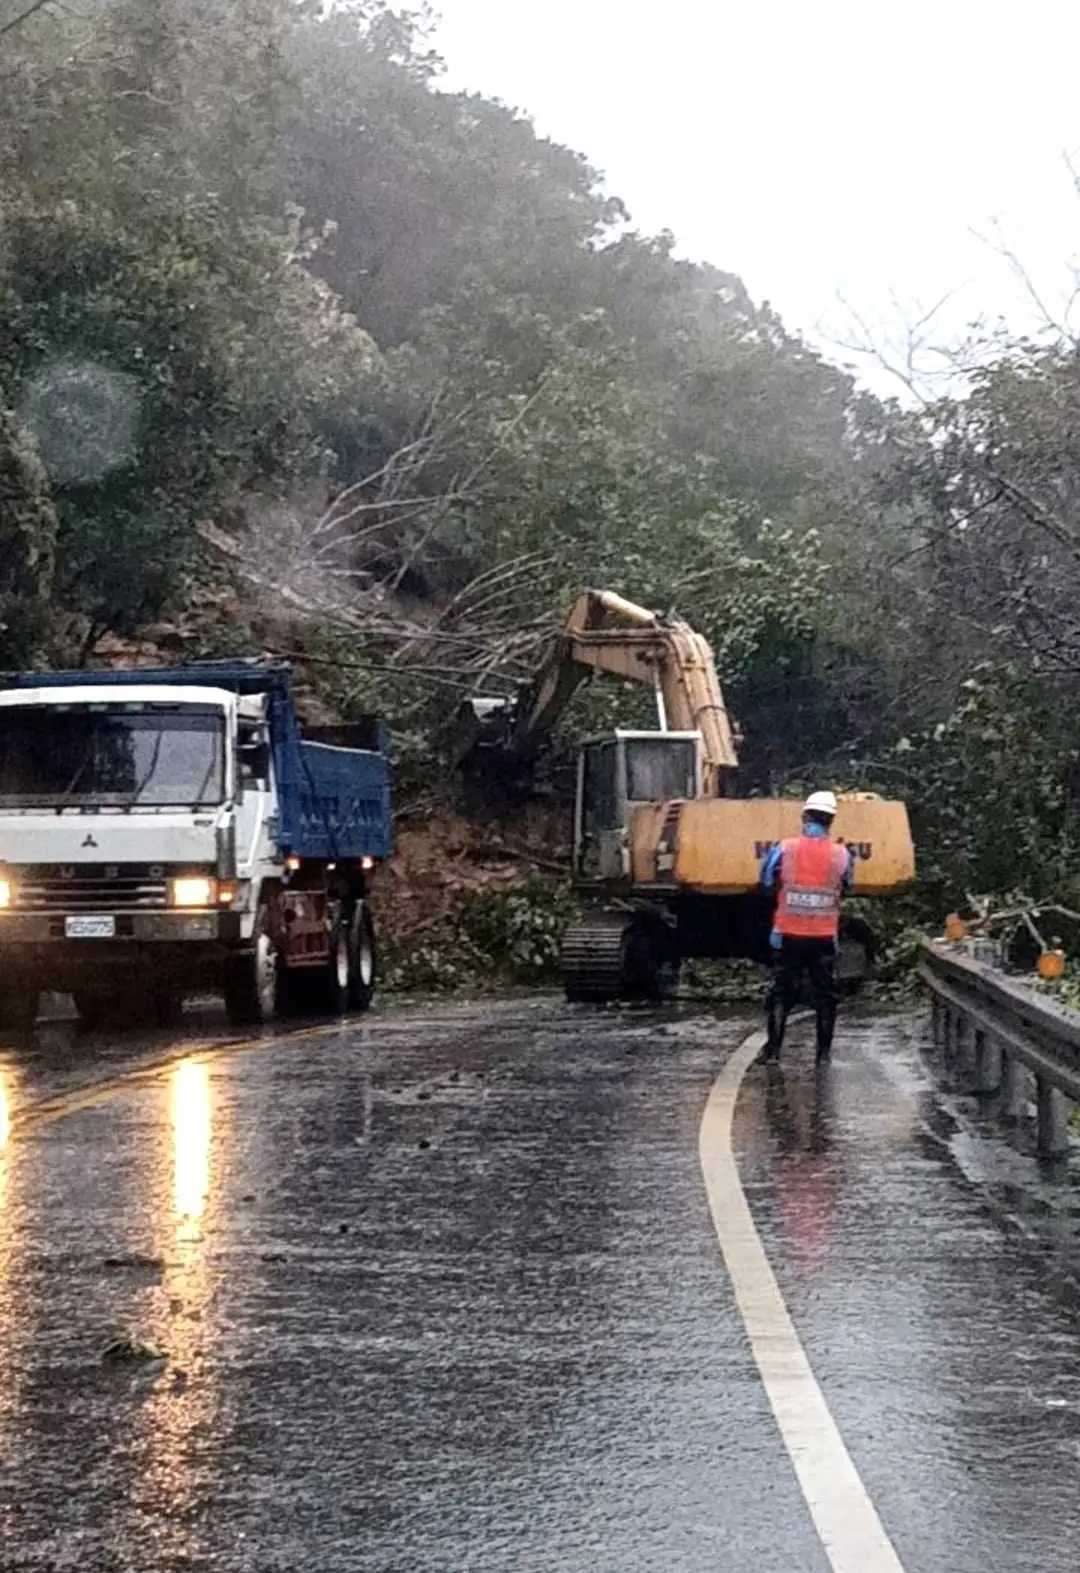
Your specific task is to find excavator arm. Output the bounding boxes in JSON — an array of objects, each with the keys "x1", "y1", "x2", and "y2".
[{"x1": 458, "y1": 589, "x2": 739, "y2": 795}]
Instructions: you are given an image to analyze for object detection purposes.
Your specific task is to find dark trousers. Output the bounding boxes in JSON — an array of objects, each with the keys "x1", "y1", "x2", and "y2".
[{"x1": 765, "y1": 937, "x2": 839, "y2": 1058}]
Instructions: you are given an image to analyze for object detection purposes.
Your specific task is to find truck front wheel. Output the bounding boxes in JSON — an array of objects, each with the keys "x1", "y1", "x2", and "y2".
[
  {"x1": 0, "y1": 982, "x2": 40, "y2": 1034},
  {"x1": 74, "y1": 981, "x2": 184, "y2": 1031},
  {"x1": 73, "y1": 987, "x2": 120, "y2": 1030},
  {"x1": 224, "y1": 906, "x2": 279, "y2": 1027}
]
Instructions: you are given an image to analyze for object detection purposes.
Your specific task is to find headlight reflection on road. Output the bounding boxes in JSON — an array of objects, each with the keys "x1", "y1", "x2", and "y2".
[
  {"x1": 140, "y1": 1055, "x2": 216, "y2": 1538},
  {"x1": 0, "y1": 1068, "x2": 11, "y2": 1221},
  {"x1": 171, "y1": 1059, "x2": 211, "y2": 1228},
  {"x1": 0, "y1": 1066, "x2": 18, "y2": 1444}
]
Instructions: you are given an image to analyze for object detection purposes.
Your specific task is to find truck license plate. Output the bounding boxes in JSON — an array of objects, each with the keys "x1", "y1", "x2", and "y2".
[{"x1": 65, "y1": 915, "x2": 116, "y2": 939}]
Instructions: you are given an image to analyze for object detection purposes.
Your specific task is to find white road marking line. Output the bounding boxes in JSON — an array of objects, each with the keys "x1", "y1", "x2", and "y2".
[{"x1": 699, "y1": 1030, "x2": 909, "y2": 1573}]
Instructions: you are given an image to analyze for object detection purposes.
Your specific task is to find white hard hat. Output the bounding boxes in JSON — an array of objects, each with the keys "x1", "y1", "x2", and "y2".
[{"x1": 804, "y1": 790, "x2": 838, "y2": 817}]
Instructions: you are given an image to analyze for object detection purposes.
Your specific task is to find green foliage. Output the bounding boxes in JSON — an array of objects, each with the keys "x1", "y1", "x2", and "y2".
[
  {"x1": 0, "y1": 0, "x2": 879, "y2": 704},
  {"x1": 0, "y1": 404, "x2": 57, "y2": 666},
  {"x1": 460, "y1": 879, "x2": 581, "y2": 982},
  {"x1": 6, "y1": 0, "x2": 1080, "y2": 937},
  {"x1": 0, "y1": 194, "x2": 376, "y2": 654},
  {"x1": 861, "y1": 664, "x2": 1080, "y2": 909},
  {"x1": 681, "y1": 958, "x2": 764, "y2": 1002},
  {"x1": 381, "y1": 878, "x2": 581, "y2": 994}
]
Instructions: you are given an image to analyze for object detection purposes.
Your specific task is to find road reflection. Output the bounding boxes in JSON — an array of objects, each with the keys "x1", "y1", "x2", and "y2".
[
  {"x1": 761, "y1": 1063, "x2": 842, "y2": 1274},
  {"x1": 0, "y1": 1063, "x2": 23, "y2": 1463},
  {"x1": 172, "y1": 1058, "x2": 211, "y2": 1229},
  {"x1": 0, "y1": 1067, "x2": 11, "y2": 1157},
  {"x1": 134, "y1": 1056, "x2": 222, "y2": 1554}
]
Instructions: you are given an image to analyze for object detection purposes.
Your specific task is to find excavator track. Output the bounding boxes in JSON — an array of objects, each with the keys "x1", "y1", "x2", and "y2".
[
  {"x1": 562, "y1": 910, "x2": 679, "y2": 1004},
  {"x1": 561, "y1": 913, "x2": 635, "y2": 1003}
]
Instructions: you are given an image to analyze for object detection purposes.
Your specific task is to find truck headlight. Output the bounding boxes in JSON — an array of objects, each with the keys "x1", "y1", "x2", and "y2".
[
  {"x1": 0, "y1": 877, "x2": 11, "y2": 910},
  {"x1": 170, "y1": 876, "x2": 217, "y2": 909}
]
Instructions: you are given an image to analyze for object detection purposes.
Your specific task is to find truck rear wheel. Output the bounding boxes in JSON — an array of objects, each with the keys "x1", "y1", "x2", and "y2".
[
  {"x1": 224, "y1": 906, "x2": 279, "y2": 1027},
  {"x1": 289, "y1": 903, "x2": 377, "y2": 1017},
  {"x1": 299, "y1": 910, "x2": 352, "y2": 1017},
  {"x1": 348, "y1": 903, "x2": 377, "y2": 1013}
]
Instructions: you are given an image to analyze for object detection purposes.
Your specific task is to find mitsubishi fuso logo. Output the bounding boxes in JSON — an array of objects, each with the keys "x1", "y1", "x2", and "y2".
[{"x1": 81, "y1": 833, "x2": 98, "y2": 849}]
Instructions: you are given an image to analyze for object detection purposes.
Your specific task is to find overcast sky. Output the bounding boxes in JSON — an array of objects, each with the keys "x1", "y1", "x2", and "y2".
[{"x1": 432, "y1": 0, "x2": 1080, "y2": 397}]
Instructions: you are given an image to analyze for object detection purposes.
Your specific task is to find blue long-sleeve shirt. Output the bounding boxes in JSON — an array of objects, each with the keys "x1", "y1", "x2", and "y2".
[{"x1": 760, "y1": 822, "x2": 853, "y2": 949}]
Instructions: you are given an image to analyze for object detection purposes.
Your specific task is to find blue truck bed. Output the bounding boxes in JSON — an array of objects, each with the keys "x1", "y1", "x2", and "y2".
[{"x1": 0, "y1": 661, "x2": 393, "y2": 863}]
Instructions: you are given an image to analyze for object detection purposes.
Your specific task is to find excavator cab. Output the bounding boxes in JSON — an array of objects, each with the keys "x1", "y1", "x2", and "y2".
[{"x1": 573, "y1": 730, "x2": 701, "y2": 884}]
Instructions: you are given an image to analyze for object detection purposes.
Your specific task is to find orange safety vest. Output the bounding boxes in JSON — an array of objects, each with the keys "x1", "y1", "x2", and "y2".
[{"x1": 774, "y1": 835, "x2": 848, "y2": 939}]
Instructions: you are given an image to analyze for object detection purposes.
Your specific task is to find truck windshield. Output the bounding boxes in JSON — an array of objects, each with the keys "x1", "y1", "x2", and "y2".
[{"x1": 0, "y1": 704, "x2": 226, "y2": 808}]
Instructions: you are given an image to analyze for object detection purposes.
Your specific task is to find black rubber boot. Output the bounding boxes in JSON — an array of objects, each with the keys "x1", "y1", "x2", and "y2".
[
  {"x1": 815, "y1": 1001, "x2": 837, "y2": 1062},
  {"x1": 764, "y1": 1000, "x2": 788, "y2": 1061}
]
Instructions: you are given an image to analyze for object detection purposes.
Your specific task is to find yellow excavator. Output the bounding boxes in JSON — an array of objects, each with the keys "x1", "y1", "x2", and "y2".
[{"x1": 458, "y1": 589, "x2": 915, "y2": 1001}]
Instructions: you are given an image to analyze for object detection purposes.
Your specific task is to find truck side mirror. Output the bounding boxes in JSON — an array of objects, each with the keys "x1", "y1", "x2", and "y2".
[{"x1": 239, "y1": 739, "x2": 269, "y2": 785}]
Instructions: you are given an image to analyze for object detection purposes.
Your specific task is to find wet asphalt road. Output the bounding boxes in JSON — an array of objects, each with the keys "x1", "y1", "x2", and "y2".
[{"x1": 0, "y1": 998, "x2": 1079, "y2": 1571}]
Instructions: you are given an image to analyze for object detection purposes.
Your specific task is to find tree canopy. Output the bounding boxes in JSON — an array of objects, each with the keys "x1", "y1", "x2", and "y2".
[{"x1": 1, "y1": 0, "x2": 1077, "y2": 910}]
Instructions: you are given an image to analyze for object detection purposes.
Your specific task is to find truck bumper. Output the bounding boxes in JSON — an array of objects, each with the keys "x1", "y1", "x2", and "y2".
[{"x1": 0, "y1": 912, "x2": 244, "y2": 990}]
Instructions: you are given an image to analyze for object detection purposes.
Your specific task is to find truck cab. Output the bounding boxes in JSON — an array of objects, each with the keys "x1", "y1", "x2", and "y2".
[{"x1": 0, "y1": 663, "x2": 391, "y2": 1032}]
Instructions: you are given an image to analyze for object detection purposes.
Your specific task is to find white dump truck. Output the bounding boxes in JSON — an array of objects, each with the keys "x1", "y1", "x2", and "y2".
[{"x1": 0, "y1": 660, "x2": 392, "y2": 1030}]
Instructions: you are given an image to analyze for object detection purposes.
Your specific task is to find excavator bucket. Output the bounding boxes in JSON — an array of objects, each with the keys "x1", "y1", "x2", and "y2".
[
  {"x1": 454, "y1": 695, "x2": 542, "y2": 803},
  {"x1": 455, "y1": 696, "x2": 512, "y2": 760}
]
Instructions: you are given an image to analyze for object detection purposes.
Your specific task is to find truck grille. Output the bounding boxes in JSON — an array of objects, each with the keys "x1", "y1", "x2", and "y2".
[{"x1": 15, "y1": 865, "x2": 169, "y2": 912}]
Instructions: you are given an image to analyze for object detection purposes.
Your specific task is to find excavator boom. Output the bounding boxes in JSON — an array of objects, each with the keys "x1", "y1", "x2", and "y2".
[{"x1": 459, "y1": 588, "x2": 739, "y2": 794}]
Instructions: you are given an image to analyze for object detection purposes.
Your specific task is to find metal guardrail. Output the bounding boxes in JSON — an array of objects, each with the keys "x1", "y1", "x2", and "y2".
[{"x1": 919, "y1": 939, "x2": 1080, "y2": 1158}]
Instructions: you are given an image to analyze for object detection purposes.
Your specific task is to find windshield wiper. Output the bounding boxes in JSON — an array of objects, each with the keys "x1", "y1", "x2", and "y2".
[
  {"x1": 189, "y1": 745, "x2": 221, "y2": 807},
  {"x1": 61, "y1": 744, "x2": 97, "y2": 798},
  {"x1": 128, "y1": 726, "x2": 166, "y2": 807}
]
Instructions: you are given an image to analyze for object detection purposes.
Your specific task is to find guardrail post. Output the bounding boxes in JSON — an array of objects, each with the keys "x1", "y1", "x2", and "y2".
[
  {"x1": 999, "y1": 1051, "x2": 1026, "y2": 1123},
  {"x1": 942, "y1": 1006, "x2": 956, "y2": 1066},
  {"x1": 975, "y1": 1029, "x2": 1001, "y2": 1095},
  {"x1": 953, "y1": 1010, "x2": 974, "y2": 1077},
  {"x1": 931, "y1": 997, "x2": 945, "y2": 1051},
  {"x1": 1036, "y1": 1077, "x2": 1070, "y2": 1158}
]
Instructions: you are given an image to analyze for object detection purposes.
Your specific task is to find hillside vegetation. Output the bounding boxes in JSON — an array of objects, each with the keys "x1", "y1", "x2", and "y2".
[{"x1": 2, "y1": 0, "x2": 1080, "y2": 931}]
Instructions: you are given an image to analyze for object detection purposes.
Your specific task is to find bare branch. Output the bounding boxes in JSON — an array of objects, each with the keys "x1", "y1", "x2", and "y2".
[
  {"x1": 972, "y1": 217, "x2": 1062, "y2": 339},
  {"x1": 0, "y1": 0, "x2": 55, "y2": 42}
]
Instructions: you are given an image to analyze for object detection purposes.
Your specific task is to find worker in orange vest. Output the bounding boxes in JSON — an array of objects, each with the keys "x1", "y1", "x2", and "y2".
[{"x1": 760, "y1": 791, "x2": 852, "y2": 1063}]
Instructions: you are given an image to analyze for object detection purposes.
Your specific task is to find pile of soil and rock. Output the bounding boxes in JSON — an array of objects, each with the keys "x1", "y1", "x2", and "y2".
[{"x1": 374, "y1": 802, "x2": 571, "y2": 946}]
